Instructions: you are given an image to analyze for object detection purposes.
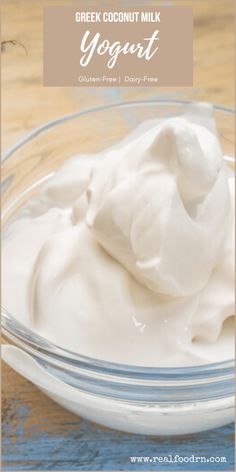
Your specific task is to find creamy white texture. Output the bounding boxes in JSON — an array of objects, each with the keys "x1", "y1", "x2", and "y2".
[
  {"x1": 2, "y1": 114, "x2": 235, "y2": 366},
  {"x1": 86, "y1": 118, "x2": 229, "y2": 297}
]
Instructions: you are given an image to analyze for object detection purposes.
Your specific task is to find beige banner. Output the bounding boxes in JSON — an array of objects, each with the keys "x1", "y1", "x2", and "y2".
[{"x1": 44, "y1": 6, "x2": 193, "y2": 87}]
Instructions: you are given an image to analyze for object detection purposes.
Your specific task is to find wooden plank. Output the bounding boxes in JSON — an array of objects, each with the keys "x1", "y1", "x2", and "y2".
[{"x1": 1, "y1": 0, "x2": 234, "y2": 151}]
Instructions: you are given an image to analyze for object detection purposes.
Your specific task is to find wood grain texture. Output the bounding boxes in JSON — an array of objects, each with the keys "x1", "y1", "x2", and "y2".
[
  {"x1": 1, "y1": 0, "x2": 234, "y2": 150},
  {"x1": 1, "y1": 0, "x2": 235, "y2": 470}
]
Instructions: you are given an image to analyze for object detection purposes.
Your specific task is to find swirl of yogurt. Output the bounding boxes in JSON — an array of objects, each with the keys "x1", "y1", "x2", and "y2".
[
  {"x1": 86, "y1": 118, "x2": 230, "y2": 297},
  {"x1": 2, "y1": 108, "x2": 234, "y2": 366}
]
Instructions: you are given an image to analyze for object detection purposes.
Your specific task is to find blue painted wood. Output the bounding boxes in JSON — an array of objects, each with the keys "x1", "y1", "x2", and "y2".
[
  {"x1": 2, "y1": 365, "x2": 235, "y2": 471},
  {"x1": 2, "y1": 418, "x2": 235, "y2": 471}
]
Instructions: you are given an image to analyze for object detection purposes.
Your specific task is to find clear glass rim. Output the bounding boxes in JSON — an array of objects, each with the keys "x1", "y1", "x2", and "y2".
[
  {"x1": 2, "y1": 99, "x2": 234, "y2": 161},
  {"x1": 1, "y1": 99, "x2": 235, "y2": 380}
]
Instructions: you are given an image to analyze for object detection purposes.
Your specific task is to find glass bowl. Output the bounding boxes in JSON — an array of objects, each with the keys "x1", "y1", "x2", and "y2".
[{"x1": 1, "y1": 100, "x2": 235, "y2": 435}]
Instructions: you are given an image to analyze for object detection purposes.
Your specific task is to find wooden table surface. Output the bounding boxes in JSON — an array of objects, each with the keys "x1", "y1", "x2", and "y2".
[{"x1": 1, "y1": 0, "x2": 235, "y2": 470}]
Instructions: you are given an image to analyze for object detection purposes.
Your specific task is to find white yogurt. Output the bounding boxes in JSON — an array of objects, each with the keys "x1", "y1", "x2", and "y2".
[{"x1": 2, "y1": 113, "x2": 235, "y2": 367}]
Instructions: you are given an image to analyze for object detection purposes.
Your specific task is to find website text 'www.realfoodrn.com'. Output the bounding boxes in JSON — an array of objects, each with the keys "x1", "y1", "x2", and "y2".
[{"x1": 129, "y1": 455, "x2": 227, "y2": 464}]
